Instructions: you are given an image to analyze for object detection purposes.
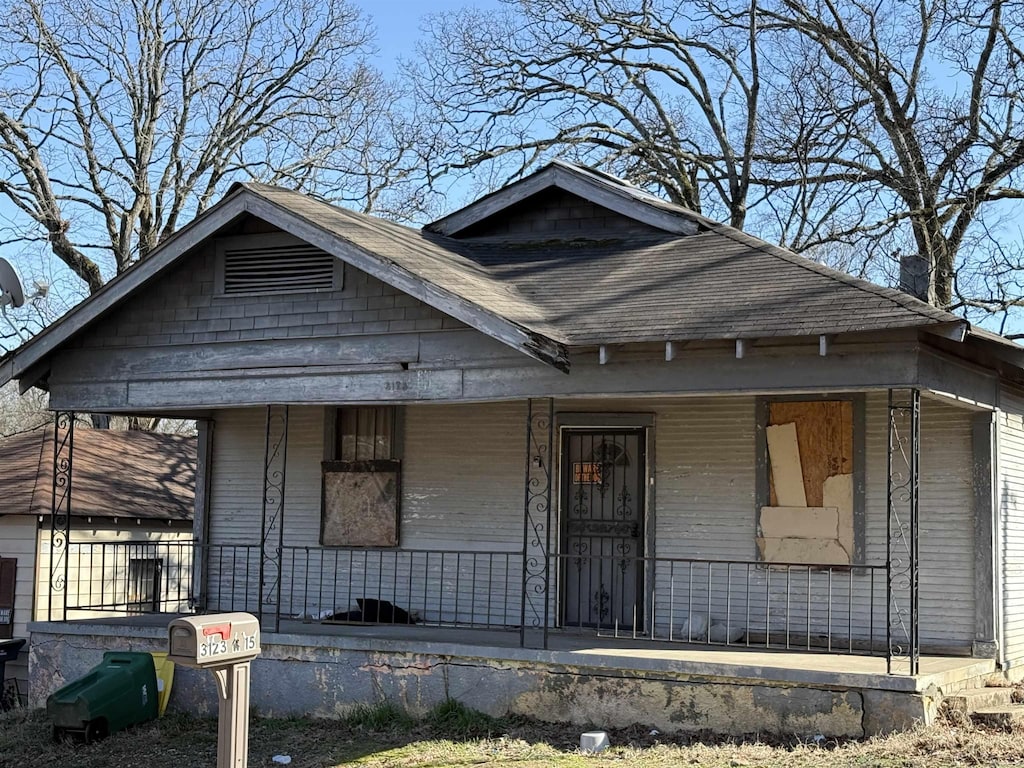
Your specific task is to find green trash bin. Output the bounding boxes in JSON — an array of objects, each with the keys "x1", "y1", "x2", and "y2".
[{"x1": 47, "y1": 651, "x2": 159, "y2": 743}]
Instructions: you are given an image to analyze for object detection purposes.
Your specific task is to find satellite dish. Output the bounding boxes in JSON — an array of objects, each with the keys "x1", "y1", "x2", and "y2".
[{"x1": 0, "y1": 258, "x2": 25, "y2": 309}]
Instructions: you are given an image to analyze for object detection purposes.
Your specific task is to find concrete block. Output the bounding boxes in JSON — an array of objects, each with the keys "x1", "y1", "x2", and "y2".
[
  {"x1": 580, "y1": 731, "x2": 609, "y2": 752},
  {"x1": 861, "y1": 689, "x2": 937, "y2": 735}
]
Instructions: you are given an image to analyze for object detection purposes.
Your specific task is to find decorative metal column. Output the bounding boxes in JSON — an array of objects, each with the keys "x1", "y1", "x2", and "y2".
[
  {"x1": 258, "y1": 405, "x2": 289, "y2": 632},
  {"x1": 521, "y1": 398, "x2": 554, "y2": 649},
  {"x1": 49, "y1": 411, "x2": 75, "y2": 622},
  {"x1": 886, "y1": 389, "x2": 920, "y2": 675}
]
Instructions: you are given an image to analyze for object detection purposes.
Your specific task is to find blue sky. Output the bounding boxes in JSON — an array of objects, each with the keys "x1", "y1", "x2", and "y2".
[{"x1": 368, "y1": 0, "x2": 501, "y2": 73}]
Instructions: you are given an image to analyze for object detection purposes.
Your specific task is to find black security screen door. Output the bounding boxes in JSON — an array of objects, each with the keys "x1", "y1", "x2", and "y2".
[{"x1": 561, "y1": 429, "x2": 646, "y2": 630}]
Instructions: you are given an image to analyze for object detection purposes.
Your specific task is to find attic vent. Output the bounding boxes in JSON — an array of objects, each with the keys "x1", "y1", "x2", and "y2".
[{"x1": 218, "y1": 237, "x2": 339, "y2": 295}]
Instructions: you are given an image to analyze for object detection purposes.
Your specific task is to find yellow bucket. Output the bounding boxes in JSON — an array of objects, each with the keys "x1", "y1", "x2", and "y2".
[{"x1": 149, "y1": 652, "x2": 175, "y2": 717}]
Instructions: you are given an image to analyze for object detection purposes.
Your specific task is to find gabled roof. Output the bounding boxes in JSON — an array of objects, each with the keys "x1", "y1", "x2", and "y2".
[
  {"x1": 0, "y1": 161, "x2": 986, "y2": 389},
  {"x1": 426, "y1": 160, "x2": 700, "y2": 237},
  {"x1": 0, "y1": 425, "x2": 195, "y2": 521}
]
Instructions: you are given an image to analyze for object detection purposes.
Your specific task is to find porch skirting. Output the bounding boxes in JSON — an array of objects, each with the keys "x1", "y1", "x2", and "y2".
[{"x1": 26, "y1": 621, "x2": 994, "y2": 737}]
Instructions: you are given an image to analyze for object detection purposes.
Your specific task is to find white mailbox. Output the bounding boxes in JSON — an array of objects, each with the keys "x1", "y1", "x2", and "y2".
[{"x1": 167, "y1": 612, "x2": 261, "y2": 669}]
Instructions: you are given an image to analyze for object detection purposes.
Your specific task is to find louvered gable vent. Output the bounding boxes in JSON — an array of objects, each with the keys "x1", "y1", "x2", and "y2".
[{"x1": 221, "y1": 241, "x2": 337, "y2": 295}]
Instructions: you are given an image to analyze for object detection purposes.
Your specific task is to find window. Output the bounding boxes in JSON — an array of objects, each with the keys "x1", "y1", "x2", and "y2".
[
  {"x1": 321, "y1": 406, "x2": 401, "y2": 547},
  {"x1": 127, "y1": 558, "x2": 162, "y2": 612},
  {"x1": 757, "y1": 398, "x2": 863, "y2": 566}
]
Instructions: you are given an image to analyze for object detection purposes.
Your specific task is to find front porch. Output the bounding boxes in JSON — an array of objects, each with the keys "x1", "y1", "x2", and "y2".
[
  {"x1": 38, "y1": 389, "x2": 979, "y2": 681},
  {"x1": 27, "y1": 615, "x2": 994, "y2": 736}
]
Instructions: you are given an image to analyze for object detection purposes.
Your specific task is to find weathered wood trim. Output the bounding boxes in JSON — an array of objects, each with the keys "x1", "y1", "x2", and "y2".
[
  {"x1": 243, "y1": 196, "x2": 569, "y2": 372},
  {"x1": 47, "y1": 347, "x2": 925, "y2": 411},
  {"x1": 4, "y1": 193, "x2": 250, "y2": 385},
  {"x1": 192, "y1": 418, "x2": 214, "y2": 611},
  {"x1": 972, "y1": 411, "x2": 998, "y2": 657},
  {"x1": 918, "y1": 348, "x2": 999, "y2": 409},
  {"x1": 556, "y1": 412, "x2": 656, "y2": 428},
  {"x1": 922, "y1": 320, "x2": 970, "y2": 343},
  {"x1": 426, "y1": 163, "x2": 698, "y2": 237}
]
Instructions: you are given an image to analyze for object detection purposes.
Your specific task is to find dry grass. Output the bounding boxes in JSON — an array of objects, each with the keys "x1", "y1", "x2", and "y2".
[{"x1": 2, "y1": 701, "x2": 1024, "y2": 768}]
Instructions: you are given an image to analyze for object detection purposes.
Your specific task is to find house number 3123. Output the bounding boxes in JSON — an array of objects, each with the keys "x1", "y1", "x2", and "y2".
[{"x1": 384, "y1": 380, "x2": 410, "y2": 392}]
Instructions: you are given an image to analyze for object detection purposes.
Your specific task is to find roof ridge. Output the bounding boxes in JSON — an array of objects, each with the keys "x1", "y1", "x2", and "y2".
[{"x1": 250, "y1": 185, "x2": 565, "y2": 336}]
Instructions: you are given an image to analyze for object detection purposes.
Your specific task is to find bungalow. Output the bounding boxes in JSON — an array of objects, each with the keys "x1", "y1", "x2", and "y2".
[
  {"x1": 3, "y1": 162, "x2": 1023, "y2": 735},
  {"x1": 0, "y1": 424, "x2": 194, "y2": 704}
]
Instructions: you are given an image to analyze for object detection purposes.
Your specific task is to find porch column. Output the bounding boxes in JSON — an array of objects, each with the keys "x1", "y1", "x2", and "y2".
[
  {"x1": 191, "y1": 418, "x2": 214, "y2": 612},
  {"x1": 521, "y1": 398, "x2": 554, "y2": 649},
  {"x1": 886, "y1": 389, "x2": 920, "y2": 675},
  {"x1": 258, "y1": 405, "x2": 289, "y2": 632},
  {"x1": 972, "y1": 411, "x2": 998, "y2": 658},
  {"x1": 49, "y1": 411, "x2": 74, "y2": 622}
]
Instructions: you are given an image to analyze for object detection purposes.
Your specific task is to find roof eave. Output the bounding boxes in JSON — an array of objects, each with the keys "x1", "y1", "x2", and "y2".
[
  {"x1": 0, "y1": 189, "x2": 252, "y2": 390},
  {"x1": 424, "y1": 162, "x2": 698, "y2": 237}
]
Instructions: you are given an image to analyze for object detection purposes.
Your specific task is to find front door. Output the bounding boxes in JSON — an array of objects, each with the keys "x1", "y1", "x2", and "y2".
[{"x1": 561, "y1": 429, "x2": 646, "y2": 630}]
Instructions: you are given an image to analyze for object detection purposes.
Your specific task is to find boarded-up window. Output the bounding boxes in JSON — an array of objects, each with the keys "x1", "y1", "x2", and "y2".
[
  {"x1": 758, "y1": 401, "x2": 855, "y2": 565},
  {"x1": 322, "y1": 407, "x2": 400, "y2": 547}
]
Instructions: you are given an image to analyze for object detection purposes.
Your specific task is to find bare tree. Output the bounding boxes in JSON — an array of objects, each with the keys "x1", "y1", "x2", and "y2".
[
  {"x1": 754, "y1": 0, "x2": 1024, "y2": 309},
  {"x1": 0, "y1": 0, "x2": 412, "y2": 296},
  {"x1": 411, "y1": 0, "x2": 775, "y2": 228},
  {"x1": 413, "y1": 0, "x2": 1024, "y2": 317}
]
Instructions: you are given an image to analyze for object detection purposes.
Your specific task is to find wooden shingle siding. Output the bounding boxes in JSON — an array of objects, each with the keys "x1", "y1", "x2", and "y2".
[
  {"x1": 998, "y1": 386, "x2": 1024, "y2": 666},
  {"x1": 70, "y1": 231, "x2": 460, "y2": 352},
  {"x1": 454, "y1": 187, "x2": 668, "y2": 240}
]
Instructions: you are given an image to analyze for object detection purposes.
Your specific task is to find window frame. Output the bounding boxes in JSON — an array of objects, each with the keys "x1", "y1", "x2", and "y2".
[
  {"x1": 754, "y1": 394, "x2": 866, "y2": 566},
  {"x1": 320, "y1": 406, "x2": 404, "y2": 548}
]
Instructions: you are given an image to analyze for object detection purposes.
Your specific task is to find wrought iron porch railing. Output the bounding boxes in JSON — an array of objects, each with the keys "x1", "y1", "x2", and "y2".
[
  {"x1": 201, "y1": 544, "x2": 522, "y2": 630},
  {"x1": 61, "y1": 541, "x2": 194, "y2": 615},
  {"x1": 60, "y1": 542, "x2": 894, "y2": 662},
  {"x1": 552, "y1": 553, "x2": 889, "y2": 654}
]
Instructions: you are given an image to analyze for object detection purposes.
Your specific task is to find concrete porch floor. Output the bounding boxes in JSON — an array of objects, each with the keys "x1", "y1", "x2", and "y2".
[{"x1": 36, "y1": 614, "x2": 994, "y2": 695}]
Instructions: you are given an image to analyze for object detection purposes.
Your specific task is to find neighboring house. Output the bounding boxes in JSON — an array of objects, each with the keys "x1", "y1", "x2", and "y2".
[
  {"x1": 0, "y1": 424, "x2": 194, "y2": 697},
  {"x1": 2, "y1": 161, "x2": 1024, "y2": 734}
]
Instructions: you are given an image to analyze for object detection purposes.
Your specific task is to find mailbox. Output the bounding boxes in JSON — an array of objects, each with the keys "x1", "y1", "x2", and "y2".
[{"x1": 167, "y1": 613, "x2": 260, "y2": 669}]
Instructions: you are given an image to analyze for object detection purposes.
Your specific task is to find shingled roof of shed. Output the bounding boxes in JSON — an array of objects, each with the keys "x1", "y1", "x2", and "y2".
[{"x1": 0, "y1": 425, "x2": 195, "y2": 521}]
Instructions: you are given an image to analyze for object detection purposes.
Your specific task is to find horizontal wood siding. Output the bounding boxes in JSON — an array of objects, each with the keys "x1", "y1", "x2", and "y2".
[
  {"x1": 999, "y1": 386, "x2": 1024, "y2": 666},
  {"x1": 36, "y1": 527, "x2": 194, "y2": 623},
  {"x1": 0, "y1": 516, "x2": 38, "y2": 688},
  {"x1": 915, "y1": 397, "x2": 976, "y2": 648},
  {"x1": 203, "y1": 395, "x2": 976, "y2": 648}
]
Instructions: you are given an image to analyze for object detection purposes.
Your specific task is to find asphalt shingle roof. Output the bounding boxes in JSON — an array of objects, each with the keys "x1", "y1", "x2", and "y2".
[
  {"x1": 243, "y1": 170, "x2": 959, "y2": 348},
  {"x1": 0, "y1": 426, "x2": 195, "y2": 520}
]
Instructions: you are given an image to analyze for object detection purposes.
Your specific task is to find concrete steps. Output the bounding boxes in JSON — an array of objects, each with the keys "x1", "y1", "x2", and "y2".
[
  {"x1": 943, "y1": 686, "x2": 1024, "y2": 730},
  {"x1": 944, "y1": 687, "x2": 1015, "y2": 713},
  {"x1": 970, "y1": 704, "x2": 1024, "y2": 730}
]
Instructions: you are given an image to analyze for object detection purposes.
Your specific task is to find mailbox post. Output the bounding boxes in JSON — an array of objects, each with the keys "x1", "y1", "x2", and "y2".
[{"x1": 168, "y1": 613, "x2": 261, "y2": 768}]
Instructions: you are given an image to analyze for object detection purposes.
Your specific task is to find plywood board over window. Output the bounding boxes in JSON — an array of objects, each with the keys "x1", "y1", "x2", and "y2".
[
  {"x1": 321, "y1": 460, "x2": 401, "y2": 547},
  {"x1": 760, "y1": 400, "x2": 854, "y2": 565}
]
